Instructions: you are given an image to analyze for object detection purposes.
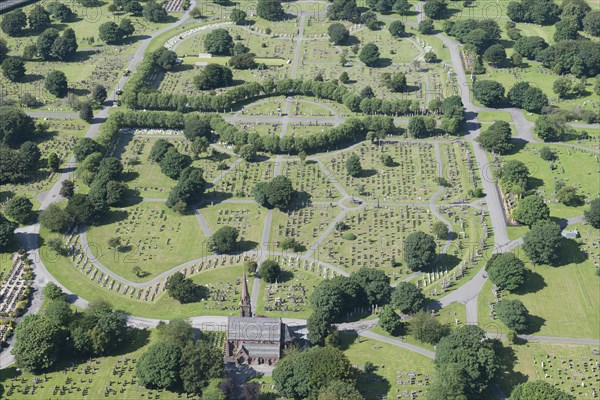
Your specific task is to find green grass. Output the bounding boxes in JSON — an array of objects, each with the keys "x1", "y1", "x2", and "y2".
[
  {"x1": 86, "y1": 202, "x2": 209, "y2": 282},
  {"x1": 477, "y1": 110, "x2": 514, "y2": 124},
  {"x1": 0, "y1": 329, "x2": 205, "y2": 399},
  {"x1": 507, "y1": 225, "x2": 529, "y2": 241},
  {"x1": 340, "y1": 332, "x2": 436, "y2": 400},
  {"x1": 478, "y1": 223, "x2": 600, "y2": 338},
  {"x1": 200, "y1": 202, "x2": 266, "y2": 247}
]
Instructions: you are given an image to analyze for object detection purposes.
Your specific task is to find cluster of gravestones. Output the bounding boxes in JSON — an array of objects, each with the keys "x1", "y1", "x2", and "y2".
[
  {"x1": 530, "y1": 353, "x2": 600, "y2": 398},
  {"x1": 215, "y1": 208, "x2": 253, "y2": 238},
  {"x1": 395, "y1": 370, "x2": 431, "y2": 399},
  {"x1": 0, "y1": 255, "x2": 29, "y2": 318},
  {"x1": 439, "y1": 142, "x2": 476, "y2": 202},
  {"x1": 327, "y1": 142, "x2": 437, "y2": 201},
  {"x1": 275, "y1": 205, "x2": 335, "y2": 243},
  {"x1": 215, "y1": 161, "x2": 273, "y2": 197},
  {"x1": 282, "y1": 161, "x2": 337, "y2": 201},
  {"x1": 163, "y1": 0, "x2": 184, "y2": 12}
]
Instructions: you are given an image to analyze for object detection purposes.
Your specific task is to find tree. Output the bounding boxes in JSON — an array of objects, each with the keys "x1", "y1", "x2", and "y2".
[
  {"x1": 47, "y1": 2, "x2": 75, "y2": 22},
  {"x1": 0, "y1": 106, "x2": 36, "y2": 146},
  {"x1": 495, "y1": 299, "x2": 529, "y2": 332},
  {"x1": 257, "y1": 0, "x2": 285, "y2": 21},
  {"x1": 383, "y1": 72, "x2": 406, "y2": 92},
  {"x1": 210, "y1": 226, "x2": 239, "y2": 253},
  {"x1": 554, "y1": 17, "x2": 579, "y2": 42},
  {"x1": 318, "y1": 380, "x2": 364, "y2": 400},
  {"x1": 159, "y1": 148, "x2": 191, "y2": 179},
  {"x1": 515, "y1": 85, "x2": 548, "y2": 113},
  {"x1": 0, "y1": 38, "x2": 8, "y2": 62},
  {"x1": 327, "y1": 0, "x2": 359, "y2": 22},
  {"x1": 39, "y1": 204, "x2": 72, "y2": 232},
  {"x1": 345, "y1": 153, "x2": 362, "y2": 177},
  {"x1": 136, "y1": 342, "x2": 181, "y2": 389},
  {"x1": 36, "y1": 28, "x2": 59, "y2": 60},
  {"x1": 0, "y1": 213, "x2": 16, "y2": 247},
  {"x1": 418, "y1": 19, "x2": 434, "y2": 34},
  {"x1": 486, "y1": 253, "x2": 525, "y2": 292},
  {"x1": 307, "y1": 310, "x2": 332, "y2": 346},
  {"x1": 65, "y1": 194, "x2": 96, "y2": 224},
  {"x1": 403, "y1": 231, "x2": 436, "y2": 271},
  {"x1": 507, "y1": 0, "x2": 560, "y2": 25},
  {"x1": 273, "y1": 346, "x2": 353, "y2": 399},
  {"x1": 583, "y1": 10, "x2": 600, "y2": 37},
  {"x1": 12, "y1": 315, "x2": 63, "y2": 372},
  {"x1": 28, "y1": 5, "x2": 51, "y2": 32},
  {"x1": 74, "y1": 138, "x2": 103, "y2": 162},
  {"x1": 562, "y1": 0, "x2": 591, "y2": 29},
  {"x1": 45, "y1": 70, "x2": 68, "y2": 98},
  {"x1": 43, "y1": 282, "x2": 65, "y2": 301},
  {"x1": 513, "y1": 36, "x2": 547, "y2": 60},
  {"x1": 523, "y1": 221, "x2": 562, "y2": 264},
  {"x1": 379, "y1": 305, "x2": 402, "y2": 335},
  {"x1": 556, "y1": 185, "x2": 583, "y2": 206},
  {"x1": 179, "y1": 342, "x2": 224, "y2": 394},
  {"x1": 514, "y1": 195, "x2": 549, "y2": 227},
  {"x1": 253, "y1": 176, "x2": 294, "y2": 210},
  {"x1": 154, "y1": 48, "x2": 177, "y2": 71},
  {"x1": 1, "y1": 10, "x2": 27, "y2": 36},
  {"x1": 259, "y1": 259, "x2": 281, "y2": 283},
  {"x1": 423, "y1": 0, "x2": 447, "y2": 20},
  {"x1": 44, "y1": 299, "x2": 72, "y2": 327},
  {"x1": 165, "y1": 272, "x2": 201, "y2": 303},
  {"x1": 51, "y1": 28, "x2": 78, "y2": 60},
  {"x1": 149, "y1": 138, "x2": 173, "y2": 163},
  {"x1": 434, "y1": 325, "x2": 500, "y2": 396},
  {"x1": 534, "y1": 114, "x2": 571, "y2": 142},
  {"x1": 391, "y1": 282, "x2": 424, "y2": 314},
  {"x1": 359, "y1": 43, "x2": 380, "y2": 66},
  {"x1": 48, "y1": 152, "x2": 61, "y2": 172},
  {"x1": 229, "y1": 53, "x2": 257, "y2": 70},
  {"x1": 483, "y1": 44, "x2": 506, "y2": 66},
  {"x1": 392, "y1": 0, "x2": 411, "y2": 15},
  {"x1": 388, "y1": 20, "x2": 405, "y2": 38},
  {"x1": 585, "y1": 198, "x2": 600, "y2": 229},
  {"x1": 473, "y1": 80, "x2": 505, "y2": 107},
  {"x1": 339, "y1": 71, "x2": 350, "y2": 84},
  {"x1": 194, "y1": 64, "x2": 233, "y2": 89},
  {"x1": 91, "y1": 84, "x2": 108, "y2": 104},
  {"x1": 510, "y1": 380, "x2": 574, "y2": 400},
  {"x1": 19, "y1": 141, "x2": 41, "y2": 168},
  {"x1": 351, "y1": 267, "x2": 391, "y2": 306},
  {"x1": 499, "y1": 160, "x2": 529, "y2": 194},
  {"x1": 553, "y1": 76, "x2": 572, "y2": 98},
  {"x1": 79, "y1": 101, "x2": 94, "y2": 123},
  {"x1": 4, "y1": 196, "x2": 33, "y2": 224},
  {"x1": 408, "y1": 116, "x2": 429, "y2": 138},
  {"x1": 143, "y1": 0, "x2": 168, "y2": 22},
  {"x1": 539, "y1": 146, "x2": 557, "y2": 161},
  {"x1": 230, "y1": 9, "x2": 247, "y2": 25},
  {"x1": 476, "y1": 121, "x2": 513, "y2": 154},
  {"x1": 407, "y1": 311, "x2": 450, "y2": 344},
  {"x1": 2, "y1": 57, "x2": 25, "y2": 82},
  {"x1": 99, "y1": 21, "x2": 122, "y2": 44},
  {"x1": 328, "y1": 23, "x2": 349, "y2": 45}
]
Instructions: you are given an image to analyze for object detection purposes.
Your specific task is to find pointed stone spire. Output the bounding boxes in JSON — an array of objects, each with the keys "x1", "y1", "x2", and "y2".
[{"x1": 240, "y1": 273, "x2": 252, "y2": 318}]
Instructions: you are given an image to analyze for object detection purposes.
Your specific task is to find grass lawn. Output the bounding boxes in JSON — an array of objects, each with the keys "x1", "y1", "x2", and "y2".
[
  {"x1": 477, "y1": 110, "x2": 514, "y2": 124},
  {"x1": 478, "y1": 223, "x2": 600, "y2": 338},
  {"x1": 200, "y1": 202, "x2": 265, "y2": 249},
  {"x1": 507, "y1": 225, "x2": 529, "y2": 241},
  {"x1": 0, "y1": 329, "x2": 224, "y2": 399},
  {"x1": 502, "y1": 143, "x2": 599, "y2": 219},
  {"x1": 497, "y1": 341, "x2": 600, "y2": 398},
  {"x1": 340, "y1": 332, "x2": 436, "y2": 400},
  {"x1": 85, "y1": 202, "x2": 209, "y2": 282}
]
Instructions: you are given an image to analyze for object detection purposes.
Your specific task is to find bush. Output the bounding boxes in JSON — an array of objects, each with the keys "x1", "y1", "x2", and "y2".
[
  {"x1": 259, "y1": 259, "x2": 281, "y2": 283},
  {"x1": 486, "y1": 253, "x2": 525, "y2": 292},
  {"x1": 341, "y1": 232, "x2": 357, "y2": 240},
  {"x1": 359, "y1": 43, "x2": 380, "y2": 66},
  {"x1": 209, "y1": 226, "x2": 239, "y2": 254},
  {"x1": 473, "y1": 80, "x2": 505, "y2": 107}
]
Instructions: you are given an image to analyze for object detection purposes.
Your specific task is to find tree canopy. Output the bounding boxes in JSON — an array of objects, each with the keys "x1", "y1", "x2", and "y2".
[
  {"x1": 165, "y1": 272, "x2": 203, "y2": 303},
  {"x1": 204, "y1": 29, "x2": 233, "y2": 55},
  {"x1": 407, "y1": 311, "x2": 450, "y2": 345},
  {"x1": 391, "y1": 282, "x2": 425, "y2": 314},
  {"x1": 495, "y1": 299, "x2": 529, "y2": 332},
  {"x1": 523, "y1": 221, "x2": 562, "y2": 265},
  {"x1": 359, "y1": 43, "x2": 380, "y2": 66},
  {"x1": 256, "y1": 0, "x2": 285, "y2": 21},
  {"x1": 473, "y1": 80, "x2": 505, "y2": 107},
  {"x1": 210, "y1": 226, "x2": 239, "y2": 253},
  {"x1": 328, "y1": 23, "x2": 349, "y2": 44},
  {"x1": 476, "y1": 121, "x2": 513, "y2": 154},
  {"x1": 403, "y1": 231, "x2": 436, "y2": 271},
  {"x1": 514, "y1": 195, "x2": 550, "y2": 227},
  {"x1": 253, "y1": 175, "x2": 294, "y2": 210},
  {"x1": 259, "y1": 259, "x2": 281, "y2": 283},
  {"x1": 509, "y1": 380, "x2": 574, "y2": 400}
]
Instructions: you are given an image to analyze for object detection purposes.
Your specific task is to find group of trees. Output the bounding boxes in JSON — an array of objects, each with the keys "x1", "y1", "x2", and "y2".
[
  {"x1": 507, "y1": 0, "x2": 560, "y2": 25},
  {"x1": 507, "y1": 82, "x2": 548, "y2": 113},
  {"x1": 13, "y1": 291, "x2": 127, "y2": 373},
  {"x1": 256, "y1": 0, "x2": 285, "y2": 21},
  {"x1": 0, "y1": 107, "x2": 40, "y2": 184},
  {"x1": 99, "y1": 19, "x2": 135, "y2": 44},
  {"x1": 498, "y1": 159, "x2": 530, "y2": 195},
  {"x1": 253, "y1": 176, "x2": 294, "y2": 210},
  {"x1": 327, "y1": 0, "x2": 359, "y2": 22},
  {"x1": 36, "y1": 27, "x2": 78, "y2": 60},
  {"x1": 445, "y1": 18, "x2": 501, "y2": 53},
  {"x1": 136, "y1": 319, "x2": 223, "y2": 395},
  {"x1": 109, "y1": 0, "x2": 143, "y2": 15},
  {"x1": 0, "y1": 213, "x2": 17, "y2": 248},
  {"x1": 476, "y1": 121, "x2": 513, "y2": 154}
]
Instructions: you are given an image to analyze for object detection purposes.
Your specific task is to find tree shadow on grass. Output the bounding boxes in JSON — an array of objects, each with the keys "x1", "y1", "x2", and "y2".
[
  {"x1": 287, "y1": 190, "x2": 312, "y2": 210},
  {"x1": 359, "y1": 169, "x2": 377, "y2": 178},
  {"x1": 234, "y1": 240, "x2": 259, "y2": 253},
  {"x1": 494, "y1": 343, "x2": 528, "y2": 396},
  {"x1": 278, "y1": 269, "x2": 294, "y2": 283},
  {"x1": 522, "y1": 314, "x2": 546, "y2": 335},
  {"x1": 435, "y1": 253, "x2": 461, "y2": 271},
  {"x1": 337, "y1": 331, "x2": 358, "y2": 350},
  {"x1": 526, "y1": 176, "x2": 544, "y2": 192},
  {"x1": 344, "y1": 35, "x2": 361, "y2": 46},
  {"x1": 553, "y1": 238, "x2": 588, "y2": 267},
  {"x1": 92, "y1": 209, "x2": 129, "y2": 228},
  {"x1": 371, "y1": 58, "x2": 392, "y2": 68},
  {"x1": 356, "y1": 369, "x2": 391, "y2": 400},
  {"x1": 514, "y1": 269, "x2": 546, "y2": 295},
  {"x1": 506, "y1": 139, "x2": 527, "y2": 155},
  {"x1": 203, "y1": 190, "x2": 234, "y2": 203}
]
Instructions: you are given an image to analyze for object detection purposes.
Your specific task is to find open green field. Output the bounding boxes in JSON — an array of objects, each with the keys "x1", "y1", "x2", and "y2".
[
  {"x1": 85, "y1": 202, "x2": 209, "y2": 282},
  {"x1": 502, "y1": 143, "x2": 599, "y2": 219},
  {"x1": 0, "y1": 329, "x2": 226, "y2": 399},
  {"x1": 497, "y1": 341, "x2": 600, "y2": 399},
  {"x1": 479, "y1": 224, "x2": 600, "y2": 338},
  {"x1": 341, "y1": 333, "x2": 436, "y2": 400}
]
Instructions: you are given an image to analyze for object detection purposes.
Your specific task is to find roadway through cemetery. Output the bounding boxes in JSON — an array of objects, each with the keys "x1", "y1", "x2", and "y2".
[{"x1": 4, "y1": 1, "x2": 599, "y2": 376}]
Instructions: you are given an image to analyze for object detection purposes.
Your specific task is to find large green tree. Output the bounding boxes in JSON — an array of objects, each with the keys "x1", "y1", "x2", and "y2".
[
  {"x1": 473, "y1": 80, "x2": 505, "y2": 107},
  {"x1": 523, "y1": 221, "x2": 562, "y2": 264},
  {"x1": 327, "y1": 0, "x2": 359, "y2": 22},
  {"x1": 0, "y1": 213, "x2": 17, "y2": 247},
  {"x1": 585, "y1": 198, "x2": 600, "y2": 229},
  {"x1": 476, "y1": 121, "x2": 513, "y2": 154},
  {"x1": 328, "y1": 23, "x2": 349, "y2": 44},
  {"x1": 257, "y1": 0, "x2": 285, "y2": 21},
  {"x1": 210, "y1": 226, "x2": 239, "y2": 253},
  {"x1": 253, "y1": 176, "x2": 294, "y2": 210},
  {"x1": 391, "y1": 282, "x2": 425, "y2": 314},
  {"x1": 486, "y1": 253, "x2": 526, "y2": 292},
  {"x1": 4, "y1": 196, "x2": 33, "y2": 224},
  {"x1": 136, "y1": 342, "x2": 182, "y2": 389},
  {"x1": 165, "y1": 272, "x2": 202, "y2": 303},
  {"x1": 12, "y1": 315, "x2": 63, "y2": 372},
  {"x1": 345, "y1": 153, "x2": 362, "y2": 177},
  {"x1": 378, "y1": 305, "x2": 402, "y2": 335},
  {"x1": 45, "y1": 70, "x2": 68, "y2": 98},
  {"x1": 179, "y1": 341, "x2": 224, "y2": 394},
  {"x1": 359, "y1": 43, "x2": 380, "y2": 66},
  {"x1": 1, "y1": 10, "x2": 27, "y2": 36},
  {"x1": 407, "y1": 311, "x2": 450, "y2": 345},
  {"x1": 350, "y1": 267, "x2": 391, "y2": 306},
  {"x1": 403, "y1": 231, "x2": 436, "y2": 271},
  {"x1": 495, "y1": 299, "x2": 529, "y2": 332},
  {"x1": 2, "y1": 57, "x2": 26, "y2": 82},
  {"x1": 509, "y1": 380, "x2": 574, "y2": 400},
  {"x1": 0, "y1": 106, "x2": 36, "y2": 147},
  {"x1": 194, "y1": 63, "x2": 233, "y2": 90},
  {"x1": 514, "y1": 195, "x2": 550, "y2": 227}
]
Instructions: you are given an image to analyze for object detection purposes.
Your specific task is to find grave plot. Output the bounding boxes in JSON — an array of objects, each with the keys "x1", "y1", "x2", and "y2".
[
  {"x1": 279, "y1": 160, "x2": 343, "y2": 202},
  {"x1": 302, "y1": 38, "x2": 343, "y2": 63},
  {"x1": 269, "y1": 204, "x2": 341, "y2": 252},
  {"x1": 289, "y1": 100, "x2": 338, "y2": 117},
  {"x1": 86, "y1": 202, "x2": 209, "y2": 281},
  {"x1": 209, "y1": 160, "x2": 274, "y2": 198},
  {"x1": 0, "y1": 255, "x2": 30, "y2": 319},
  {"x1": 0, "y1": 330, "x2": 204, "y2": 399},
  {"x1": 438, "y1": 142, "x2": 480, "y2": 202},
  {"x1": 234, "y1": 122, "x2": 282, "y2": 136},
  {"x1": 499, "y1": 342, "x2": 600, "y2": 399},
  {"x1": 322, "y1": 142, "x2": 439, "y2": 202},
  {"x1": 287, "y1": 123, "x2": 336, "y2": 137},
  {"x1": 314, "y1": 206, "x2": 441, "y2": 278},
  {"x1": 501, "y1": 143, "x2": 600, "y2": 219},
  {"x1": 201, "y1": 203, "x2": 266, "y2": 249},
  {"x1": 255, "y1": 256, "x2": 324, "y2": 319},
  {"x1": 238, "y1": 101, "x2": 286, "y2": 117},
  {"x1": 191, "y1": 149, "x2": 237, "y2": 182}
]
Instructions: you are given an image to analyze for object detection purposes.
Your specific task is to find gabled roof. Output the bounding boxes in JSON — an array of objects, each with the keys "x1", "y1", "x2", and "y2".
[{"x1": 227, "y1": 316, "x2": 282, "y2": 342}]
